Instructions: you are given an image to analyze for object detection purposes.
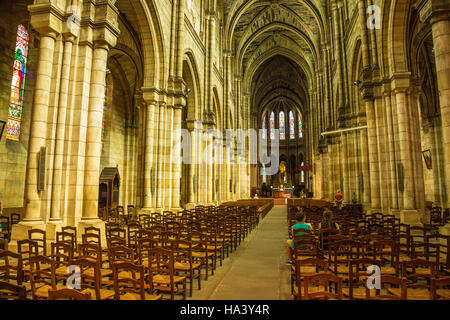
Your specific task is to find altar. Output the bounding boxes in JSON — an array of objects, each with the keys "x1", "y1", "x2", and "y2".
[{"x1": 273, "y1": 188, "x2": 293, "y2": 198}]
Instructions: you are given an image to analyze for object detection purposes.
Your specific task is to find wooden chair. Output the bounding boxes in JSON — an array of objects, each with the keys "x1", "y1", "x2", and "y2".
[
  {"x1": 431, "y1": 277, "x2": 450, "y2": 300},
  {"x1": 51, "y1": 242, "x2": 74, "y2": 281},
  {"x1": 328, "y1": 239, "x2": 361, "y2": 279},
  {"x1": 395, "y1": 258, "x2": 437, "y2": 300},
  {"x1": 148, "y1": 247, "x2": 187, "y2": 300},
  {"x1": 29, "y1": 255, "x2": 62, "y2": 299},
  {"x1": 302, "y1": 273, "x2": 343, "y2": 300},
  {"x1": 367, "y1": 275, "x2": 407, "y2": 300},
  {"x1": 112, "y1": 262, "x2": 162, "y2": 300},
  {"x1": 0, "y1": 250, "x2": 23, "y2": 285},
  {"x1": 190, "y1": 232, "x2": 215, "y2": 280},
  {"x1": 61, "y1": 226, "x2": 78, "y2": 251},
  {"x1": 0, "y1": 280, "x2": 26, "y2": 300},
  {"x1": 17, "y1": 239, "x2": 39, "y2": 277},
  {"x1": 28, "y1": 229, "x2": 47, "y2": 256},
  {"x1": 293, "y1": 258, "x2": 328, "y2": 300},
  {"x1": 69, "y1": 257, "x2": 115, "y2": 300},
  {"x1": 0, "y1": 217, "x2": 10, "y2": 242},
  {"x1": 56, "y1": 231, "x2": 76, "y2": 255},
  {"x1": 48, "y1": 288, "x2": 92, "y2": 300},
  {"x1": 78, "y1": 243, "x2": 113, "y2": 279},
  {"x1": 171, "y1": 239, "x2": 202, "y2": 297},
  {"x1": 345, "y1": 258, "x2": 381, "y2": 299},
  {"x1": 10, "y1": 213, "x2": 21, "y2": 226},
  {"x1": 374, "y1": 239, "x2": 399, "y2": 276},
  {"x1": 127, "y1": 222, "x2": 142, "y2": 249}
]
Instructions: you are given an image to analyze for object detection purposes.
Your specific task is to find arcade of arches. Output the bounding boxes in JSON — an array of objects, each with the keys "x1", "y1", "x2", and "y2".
[{"x1": 0, "y1": 0, "x2": 449, "y2": 239}]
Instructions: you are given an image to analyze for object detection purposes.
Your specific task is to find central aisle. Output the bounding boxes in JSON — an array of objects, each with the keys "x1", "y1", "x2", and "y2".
[{"x1": 190, "y1": 205, "x2": 291, "y2": 300}]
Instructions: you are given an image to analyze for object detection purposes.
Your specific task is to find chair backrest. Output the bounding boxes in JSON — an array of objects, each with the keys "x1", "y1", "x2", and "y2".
[
  {"x1": 109, "y1": 245, "x2": 136, "y2": 265},
  {"x1": 148, "y1": 247, "x2": 175, "y2": 284},
  {"x1": 366, "y1": 275, "x2": 406, "y2": 300},
  {"x1": 29, "y1": 255, "x2": 56, "y2": 299},
  {"x1": 108, "y1": 227, "x2": 126, "y2": 240},
  {"x1": 0, "y1": 249, "x2": 23, "y2": 284},
  {"x1": 78, "y1": 243, "x2": 102, "y2": 269},
  {"x1": 82, "y1": 232, "x2": 102, "y2": 250},
  {"x1": 56, "y1": 231, "x2": 76, "y2": 254},
  {"x1": 402, "y1": 258, "x2": 437, "y2": 287},
  {"x1": 69, "y1": 257, "x2": 101, "y2": 300},
  {"x1": 303, "y1": 273, "x2": 343, "y2": 300},
  {"x1": 107, "y1": 236, "x2": 127, "y2": 249},
  {"x1": 348, "y1": 258, "x2": 381, "y2": 299},
  {"x1": 10, "y1": 213, "x2": 21, "y2": 225},
  {"x1": 17, "y1": 239, "x2": 38, "y2": 266},
  {"x1": 112, "y1": 261, "x2": 146, "y2": 300},
  {"x1": 128, "y1": 222, "x2": 142, "y2": 247},
  {"x1": 51, "y1": 242, "x2": 74, "y2": 269},
  {"x1": 28, "y1": 229, "x2": 47, "y2": 256},
  {"x1": 0, "y1": 280, "x2": 26, "y2": 300},
  {"x1": 61, "y1": 226, "x2": 77, "y2": 244},
  {"x1": 48, "y1": 288, "x2": 92, "y2": 300}
]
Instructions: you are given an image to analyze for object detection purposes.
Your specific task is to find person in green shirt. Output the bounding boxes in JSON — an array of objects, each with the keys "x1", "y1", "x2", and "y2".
[{"x1": 286, "y1": 210, "x2": 312, "y2": 264}]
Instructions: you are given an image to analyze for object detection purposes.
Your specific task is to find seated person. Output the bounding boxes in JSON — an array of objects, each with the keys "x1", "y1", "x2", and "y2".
[
  {"x1": 318, "y1": 209, "x2": 340, "y2": 250},
  {"x1": 286, "y1": 210, "x2": 312, "y2": 264}
]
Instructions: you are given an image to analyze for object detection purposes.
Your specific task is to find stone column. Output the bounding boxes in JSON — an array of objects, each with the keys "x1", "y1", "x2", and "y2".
[
  {"x1": 171, "y1": 103, "x2": 183, "y2": 209},
  {"x1": 156, "y1": 102, "x2": 166, "y2": 209},
  {"x1": 50, "y1": 34, "x2": 75, "y2": 222},
  {"x1": 394, "y1": 88, "x2": 415, "y2": 210},
  {"x1": 143, "y1": 101, "x2": 157, "y2": 209},
  {"x1": 384, "y1": 91, "x2": 399, "y2": 211},
  {"x1": 23, "y1": 32, "x2": 58, "y2": 223},
  {"x1": 81, "y1": 42, "x2": 110, "y2": 220},
  {"x1": 430, "y1": 7, "x2": 450, "y2": 208}
]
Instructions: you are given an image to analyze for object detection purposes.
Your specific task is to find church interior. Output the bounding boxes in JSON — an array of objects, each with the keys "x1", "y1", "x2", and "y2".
[{"x1": 0, "y1": 0, "x2": 450, "y2": 301}]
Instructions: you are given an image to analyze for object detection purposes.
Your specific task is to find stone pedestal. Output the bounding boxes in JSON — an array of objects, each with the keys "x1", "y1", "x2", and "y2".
[
  {"x1": 10, "y1": 221, "x2": 47, "y2": 244},
  {"x1": 399, "y1": 209, "x2": 423, "y2": 226}
]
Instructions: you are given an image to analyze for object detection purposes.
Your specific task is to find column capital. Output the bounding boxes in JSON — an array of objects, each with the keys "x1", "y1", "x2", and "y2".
[
  {"x1": 28, "y1": 2, "x2": 64, "y2": 37},
  {"x1": 417, "y1": 0, "x2": 450, "y2": 24}
]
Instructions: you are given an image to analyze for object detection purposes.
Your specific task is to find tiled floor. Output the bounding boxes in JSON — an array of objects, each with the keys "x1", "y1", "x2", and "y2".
[{"x1": 190, "y1": 205, "x2": 291, "y2": 300}]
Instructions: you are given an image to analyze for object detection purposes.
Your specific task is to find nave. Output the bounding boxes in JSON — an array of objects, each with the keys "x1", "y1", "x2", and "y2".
[{"x1": 2, "y1": 200, "x2": 450, "y2": 300}]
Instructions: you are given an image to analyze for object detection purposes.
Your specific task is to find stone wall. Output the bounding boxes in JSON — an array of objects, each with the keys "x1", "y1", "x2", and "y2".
[{"x1": 0, "y1": 2, "x2": 35, "y2": 208}]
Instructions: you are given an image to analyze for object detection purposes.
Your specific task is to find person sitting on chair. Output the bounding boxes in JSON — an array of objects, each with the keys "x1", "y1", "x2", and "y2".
[{"x1": 286, "y1": 210, "x2": 312, "y2": 264}]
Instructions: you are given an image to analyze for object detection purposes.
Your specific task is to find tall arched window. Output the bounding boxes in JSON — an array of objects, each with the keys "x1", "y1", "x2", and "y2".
[
  {"x1": 262, "y1": 116, "x2": 267, "y2": 139},
  {"x1": 279, "y1": 111, "x2": 285, "y2": 140},
  {"x1": 289, "y1": 110, "x2": 295, "y2": 139},
  {"x1": 301, "y1": 161, "x2": 305, "y2": 183},
  {"x1": 269, "y1": 112, "x2": 275, "y2": 140},
  {"x1": 298, "y1": 113, "x2": 303, "y2": 139},
  {"x1": 6, "y1": 25, "x2": 29, "y2": 141}
]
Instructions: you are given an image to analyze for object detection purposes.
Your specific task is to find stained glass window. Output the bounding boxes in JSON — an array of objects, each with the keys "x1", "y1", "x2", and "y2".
[
  {"x1": 289, "y1": 111, "x2": 295, "y2": 139},
  {"x1": 7, "y1": 25, "x2": 29, "y2": 141},
  {"x1": 270, "y1": 112, "x2": 275, "y2": 140},
  {"x1": 298, "y1": 113, "x2": 303, "y2": 139},
  {"x1": 279, "y1": 111, "x2": 285, "y2": 140},
  {"x1": 262, "y1": 116, "x2": 266, "y2": 139}
]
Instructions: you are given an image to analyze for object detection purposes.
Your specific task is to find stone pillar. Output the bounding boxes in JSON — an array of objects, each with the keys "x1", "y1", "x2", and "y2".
[
  {"x1": 143, "y1": 101, "x2": 157, "y2": 209},
  {"x1": 81, "y1": 42, "x2": 110, "y2": 220},
  {"x1": 430, "y1": 7, "x2": 450, "y2": 208},
  {"x1": 171, "y1": 103, "x2": 183, "y2": 209},
  {"x1": 384, "y1": 91, "x2": 399, "y2": 211},
  {"x1": 50, "y1": 34, "x2": 75, "y2": 222},
  {"x1": 23, "y1": 32, "x2": 58, "y2": 223},
  {"x1": 156, "y1": 102, "x2": 166, "y2": 209}
]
